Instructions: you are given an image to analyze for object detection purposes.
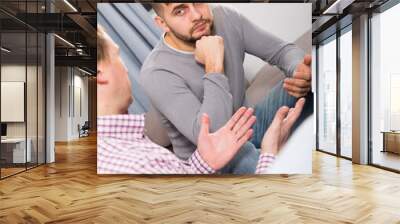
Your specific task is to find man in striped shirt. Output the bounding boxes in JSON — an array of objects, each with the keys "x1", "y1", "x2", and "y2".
[{"x1": 96, "y1": 26, "x2": 305, "y2": 174}]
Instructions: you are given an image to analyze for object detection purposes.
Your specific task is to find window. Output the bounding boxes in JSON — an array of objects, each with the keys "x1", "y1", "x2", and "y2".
[
  {"x1": 317, "y1": 36, "x2": 337, "y2": 154},
  {"x1": 0, "y1": 1, "x2": 47, "y2": 179},
  {"x1": 370, "y1": 2, "x2": 400, "y2": 171},
  {"x1": 390, "y1": 74, "x2": 400, "y2": 130},
  {"x1": 339, "y1": 27, "x2": 352, "y2": 158}
]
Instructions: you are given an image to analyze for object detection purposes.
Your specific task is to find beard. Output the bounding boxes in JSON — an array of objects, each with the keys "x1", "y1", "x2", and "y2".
[{"x1": 168, "y1": 19, "x2": 214, "y2": 44}]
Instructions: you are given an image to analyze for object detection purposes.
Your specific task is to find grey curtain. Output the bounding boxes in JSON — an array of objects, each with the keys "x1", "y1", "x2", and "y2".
[{"x1": 97, "y1": 3, "x2": 162, "y2": 114}]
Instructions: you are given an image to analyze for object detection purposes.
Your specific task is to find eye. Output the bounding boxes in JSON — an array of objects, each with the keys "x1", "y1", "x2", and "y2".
[{"x1": 174, "y1": 8, "x2": 185, "y2": 16}]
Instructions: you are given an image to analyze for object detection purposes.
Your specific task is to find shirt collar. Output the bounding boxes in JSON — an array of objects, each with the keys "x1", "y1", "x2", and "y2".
[
  {"x1": 161, "y1": 32, "x2": 194, "y2": 55},
  {"x1": 97, "y1": 114, "x2": 146, "y2": 140}
]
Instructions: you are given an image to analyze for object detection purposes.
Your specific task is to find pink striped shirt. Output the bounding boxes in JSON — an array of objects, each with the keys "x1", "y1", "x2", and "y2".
[{"x1": 97, "y1": 114, "x2": 275, "y2": 174}]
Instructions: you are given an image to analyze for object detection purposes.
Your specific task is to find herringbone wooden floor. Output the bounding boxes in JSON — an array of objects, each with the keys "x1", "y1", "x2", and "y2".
[{"x1": 0, "y1": 135, "x2": 399, "y2": 224}]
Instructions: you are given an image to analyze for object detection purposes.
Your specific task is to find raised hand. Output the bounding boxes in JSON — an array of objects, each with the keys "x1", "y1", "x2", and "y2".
[
  {"x1": 261, "y1": 98, "x2": 306, "y2": 155},
  {"x1": 283, "y1": 54, "x2": 312, "y2": 98},
  {"x1": 197, "y1": 107, "x2": 256, "y2": 170}
]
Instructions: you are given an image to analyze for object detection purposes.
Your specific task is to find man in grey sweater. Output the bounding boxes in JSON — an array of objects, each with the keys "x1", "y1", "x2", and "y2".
[{"x1": 140, "y1": 3, "x2": 313, "y2": 174}]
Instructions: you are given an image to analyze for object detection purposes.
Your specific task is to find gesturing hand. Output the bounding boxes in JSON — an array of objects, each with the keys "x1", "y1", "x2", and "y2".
[
  {"x1": 197, "y1": 107, "x2": 256, "y2": 170},
  {"x1": 284, "y1": 54, "x2": 312, "y2": 98},
  {"x1": 261, "y1": 98, "x2": 305, "y2": 155}
]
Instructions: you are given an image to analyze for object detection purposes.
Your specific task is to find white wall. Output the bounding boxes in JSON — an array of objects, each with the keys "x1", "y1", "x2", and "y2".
[
  {"x1": 1, "y1": 65, "x2": 26, "y2": 140},
  {"x1": 54, "y1": 67, "x2": 89, "y2": 141},
  {"x1": 55, "y1": 66, "x2": 69, "y2": 141},
  {"x1": 1, "y1": 82, "x2": 24, "y2": 122},
  {"x1": 217, "y1": 3, "x2": 312, "y2": 82},
  {"x1": 1, "y1": 64, "x2": 26, "y2": 123},
  {"x1": 1, "y1": 64, "x2": 46, "y2": 164},
  {"x1": 71, "y1": 73, "x2": 89, "y2": 138},
  {"x1": 1, "y1": 65, "x2": 37, "y2": 137},
  {"x1": 218, "y1": 3, "x2": 310, "y2": 42}
]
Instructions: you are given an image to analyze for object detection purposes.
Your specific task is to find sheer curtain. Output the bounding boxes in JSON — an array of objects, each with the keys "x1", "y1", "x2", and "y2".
[{"x1": 97, "y1": 3, "x2": 162, "y2": 113}]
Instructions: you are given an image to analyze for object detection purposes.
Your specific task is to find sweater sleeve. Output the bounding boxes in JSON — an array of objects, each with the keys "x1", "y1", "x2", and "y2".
[{"x1": 140, "y1": 69, "x2": 233, "y2": 145}]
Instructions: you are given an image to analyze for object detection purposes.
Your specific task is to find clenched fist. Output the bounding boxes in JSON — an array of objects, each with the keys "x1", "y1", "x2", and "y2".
[
  {"x1": 194, "y1": 35, "x2": 225, "y2": 74},
  {"x1": 284, "y1": 54, "x2": 312, "y2": 98}
]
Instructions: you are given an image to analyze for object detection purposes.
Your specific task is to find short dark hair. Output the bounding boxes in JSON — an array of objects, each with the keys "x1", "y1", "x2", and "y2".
[{"x1": 150, "y1": 3, "x2": 168, "y2": 17}]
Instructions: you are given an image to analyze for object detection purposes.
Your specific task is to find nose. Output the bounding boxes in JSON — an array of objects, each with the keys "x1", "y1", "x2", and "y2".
[{"x1": 189, "y1": 4, "x2": 201, "y2": 21}]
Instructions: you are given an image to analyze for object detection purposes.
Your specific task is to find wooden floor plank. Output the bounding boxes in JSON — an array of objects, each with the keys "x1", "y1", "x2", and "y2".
[{"x1": 0, "y1": 135, "x2": 399, "y2": 223}]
